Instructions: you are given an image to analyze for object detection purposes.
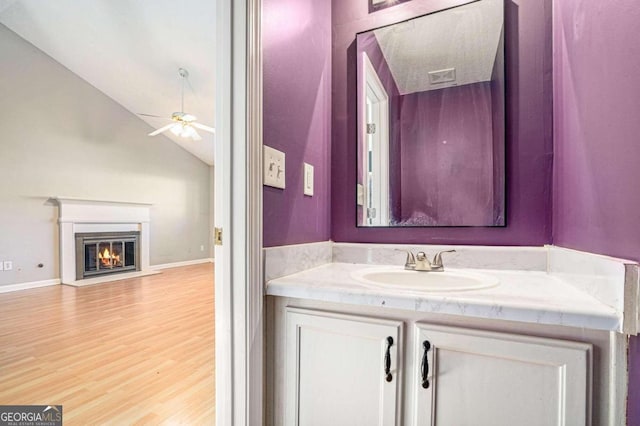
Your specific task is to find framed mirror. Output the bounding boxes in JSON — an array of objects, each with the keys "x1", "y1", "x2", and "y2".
[
  {"x1": 356, "y1": 0, "x2": 505, "y2": 227},
  {"x1": 368, "y1": 0, "x2": 412, "y2": 14}
]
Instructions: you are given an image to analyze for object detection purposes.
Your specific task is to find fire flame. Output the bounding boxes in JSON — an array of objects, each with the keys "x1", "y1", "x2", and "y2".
[{"x1": 98, "y1": 247, "x2": 121, "y2": 267}]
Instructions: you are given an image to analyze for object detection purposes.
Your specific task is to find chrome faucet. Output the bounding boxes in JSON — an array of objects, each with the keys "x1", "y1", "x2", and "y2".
[
  {"x1": 399, "y1": 249, "x2": 456, "y2": 272},
  {"x1": 398, "y1": 249, "x2": 416, "y2": 270}
]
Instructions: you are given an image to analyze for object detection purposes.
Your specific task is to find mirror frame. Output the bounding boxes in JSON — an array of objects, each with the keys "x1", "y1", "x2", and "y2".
[
  {"x1": 368, "y1": 0, "x2": 412, "y2": 14},
  {"x1": 355, "y1": 1, "x2": 506, "y2": 228}
]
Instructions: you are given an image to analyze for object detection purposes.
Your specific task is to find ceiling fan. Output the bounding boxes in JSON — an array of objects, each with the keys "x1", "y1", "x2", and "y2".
[{"x1": 139, "y1": 68, "x2": 214, "y2": 141}]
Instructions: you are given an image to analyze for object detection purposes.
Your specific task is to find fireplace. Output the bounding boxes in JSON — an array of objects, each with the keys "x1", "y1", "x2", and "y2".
[
  {"x1": 75, "y1": 232, "x2": 141, "y2": 280},
  {"x1": 53, "y1": 197, "x2": 152, "y2": 284}
]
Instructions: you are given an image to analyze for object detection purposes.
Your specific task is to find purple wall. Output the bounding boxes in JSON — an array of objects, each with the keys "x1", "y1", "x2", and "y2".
[
  {"x1": 332, "y1": 0, "x2": 553, "y2": 244},
  {"x1": 262, "y1": 0, "x2": 332, "y2": 247},
  {"x1": 551, "y1": 1, "x2": 640, "y2": 423},
  {"x1": 552, "y1": 0, "x2": 640, "y2": 261},
  {"x1": 399, "y1": 83, "x2": 495, "y2": 226}
]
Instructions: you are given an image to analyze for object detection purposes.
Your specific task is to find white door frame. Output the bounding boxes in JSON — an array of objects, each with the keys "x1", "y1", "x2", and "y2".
[
  {"x1": 215, "y1": 0, "x2": 263, "y2": 424},
  {"x1": 361, "y1": 52, "x2": 390, "y2": 226}
]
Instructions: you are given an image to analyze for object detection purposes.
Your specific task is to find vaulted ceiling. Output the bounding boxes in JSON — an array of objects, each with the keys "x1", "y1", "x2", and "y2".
[{"x1": 0, "y1": 0, "x2": 217, "y2": 165}]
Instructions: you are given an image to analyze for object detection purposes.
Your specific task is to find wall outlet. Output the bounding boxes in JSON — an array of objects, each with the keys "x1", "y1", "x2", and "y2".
[
  {"x1": 200, "y1": 245, "x2": 205, "y2": 252},
  {"x1": 303, "y1": 163, "x2": 314, "y2": 196},
  {"x1": 263, "y1": 145, "x2": 286, "y2": 189},
  {"x1": 0, "y1": 262, "x2": 3, "y2": 271},
  {"x1": 3, "y1": 261, "x2": 12, "y2": 271}
]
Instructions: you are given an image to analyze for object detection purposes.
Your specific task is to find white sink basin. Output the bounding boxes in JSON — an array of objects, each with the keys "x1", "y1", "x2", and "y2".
[{"x1": 351, "y1": 267, "x2": 499, "y2": 292}]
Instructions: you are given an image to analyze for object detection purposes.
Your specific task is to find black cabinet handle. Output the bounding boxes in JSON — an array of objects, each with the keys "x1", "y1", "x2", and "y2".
[
  {"x1": 421, "y1": 340, "x2": 431, "y2": 389},
  {"x1": 384, "y1": 336, "x2": 393, "y2": 382}
]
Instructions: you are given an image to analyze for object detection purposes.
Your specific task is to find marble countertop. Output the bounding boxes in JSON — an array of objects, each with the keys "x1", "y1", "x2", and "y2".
[{"x1": 266, "y1": 262, "x2": 622, "y2": 332}]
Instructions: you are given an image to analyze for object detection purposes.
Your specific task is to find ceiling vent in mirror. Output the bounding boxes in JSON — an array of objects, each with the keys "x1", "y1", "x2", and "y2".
[{"x1": 428, "y1": 68, "x2": 456, "y2": 84}]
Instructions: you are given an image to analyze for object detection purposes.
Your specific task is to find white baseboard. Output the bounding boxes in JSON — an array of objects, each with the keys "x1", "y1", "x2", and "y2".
[
  {"x1": 151, "y1": 258, "x2": 214, "y2": 270},
  {"x1": 0, "y1": 259, "x2": 214, "y2": 293},
  {"x1": 0, "y1": 278, "x2": 61, "y2": 293}
]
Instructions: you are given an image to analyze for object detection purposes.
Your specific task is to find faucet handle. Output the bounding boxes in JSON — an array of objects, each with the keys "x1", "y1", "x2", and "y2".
[
  {"x1": 395, "y1": 249, "x2": 416, "y2": 270},
  {"x1": 432, "y1": 250, "x2": 456, "y2": 268}
]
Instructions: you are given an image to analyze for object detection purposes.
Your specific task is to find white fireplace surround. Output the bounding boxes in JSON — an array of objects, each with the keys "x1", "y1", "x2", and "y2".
[{"x1": 53, "y1": 197, "x2": 152, "y2": 284}]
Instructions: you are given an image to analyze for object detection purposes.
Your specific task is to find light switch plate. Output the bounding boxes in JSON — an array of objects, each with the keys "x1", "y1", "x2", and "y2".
[
  {"x1": 3, "y1": 261, "x2": 12, "y2": 271},
  {"x1": 303, "y1": 163, "x2": 314, "y2": 196},
  {"x1": 0, "y1": 262, "x2": 3, "y2": 271},
  {"x1": 263, "y1": 145, "x2": 286, "y2": 189}
]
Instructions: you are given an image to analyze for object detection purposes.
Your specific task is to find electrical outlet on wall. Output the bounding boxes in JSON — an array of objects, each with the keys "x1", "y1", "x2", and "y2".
[
  {"x1": 263, "y1": 145, "x2": 286, "y2": 189},
  {"x1": 0, "y1": 262, "x2": 3, "y2": 271},
  {"x1": 3, "y1": 261, "x2": 12, "y2": 271}
]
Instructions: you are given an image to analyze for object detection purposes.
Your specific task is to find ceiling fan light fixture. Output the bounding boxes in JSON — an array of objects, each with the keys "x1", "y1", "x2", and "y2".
[
  {"x1": 143, "y1": 67, "x2": 214, "y2": 141},
  {"x1": 170, "y1": 123, "x2": 183, "y2": 136},
  {"x1": 182, "y1": 125, "x2": 198, "y2": 139}
]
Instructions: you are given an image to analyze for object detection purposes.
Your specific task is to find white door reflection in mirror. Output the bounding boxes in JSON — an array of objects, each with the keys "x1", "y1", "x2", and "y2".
[{"x1": 362, "y1": 53, "x2": 389, "y2": 226}]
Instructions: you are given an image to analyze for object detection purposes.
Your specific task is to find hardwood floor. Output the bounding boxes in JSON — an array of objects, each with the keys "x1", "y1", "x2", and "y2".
[{"x1": 0, "y1": 263, "x2": 215, "y2": 425}]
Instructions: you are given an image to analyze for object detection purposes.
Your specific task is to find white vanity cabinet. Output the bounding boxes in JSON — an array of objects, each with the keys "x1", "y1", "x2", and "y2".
[
  {"x1": 284, "y1": 308, "x2": 403, "y2": 426},
  {"x1": 412, "y1": 324, "x2": 591, "y2": 426},
  {"x1": 278, "y1": 307, "x2": 592, "y2": 426}
]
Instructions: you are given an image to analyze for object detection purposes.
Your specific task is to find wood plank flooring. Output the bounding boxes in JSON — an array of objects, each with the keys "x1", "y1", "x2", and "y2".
[{"x1": 0, "y1": 263, "x2": 215, "y2": 425}]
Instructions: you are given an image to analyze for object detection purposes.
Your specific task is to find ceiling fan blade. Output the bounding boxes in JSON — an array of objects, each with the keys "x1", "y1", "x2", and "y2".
[
  {"x1": 138, "y1": 113, "x2": 170, "y2": 119},
  {"x1": 192, "y1": 122, "x2": 215, "y2": 133},
  {"x1": 148, "y1": 123, "x2": 175, "y2": 136}
]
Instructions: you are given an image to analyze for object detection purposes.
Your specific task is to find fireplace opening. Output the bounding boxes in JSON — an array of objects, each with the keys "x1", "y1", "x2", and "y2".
[{"x1": 75, "y1": 232, "x2": 140, "y2": 280}]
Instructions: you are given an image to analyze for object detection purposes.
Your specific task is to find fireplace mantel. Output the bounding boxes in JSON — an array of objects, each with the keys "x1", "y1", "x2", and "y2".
[
  {"x1": 52, "y1": 196, "x2": 153, "y2": 205},
  {"x1": 52, "y1": 197, "x2": 153, "y2": 284}
]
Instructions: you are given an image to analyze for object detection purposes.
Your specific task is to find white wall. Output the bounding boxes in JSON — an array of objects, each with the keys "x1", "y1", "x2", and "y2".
[{"x1": 0, "y1": 24, "x2": 212, "y2": 287}]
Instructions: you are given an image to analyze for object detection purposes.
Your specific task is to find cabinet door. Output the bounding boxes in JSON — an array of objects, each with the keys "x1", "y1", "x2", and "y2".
[
  {"x1": 413, "y1": 324, "x2": 592, "y2": 426},
  {"x1": 285, "y1": 308, "x2": 403, "y2": 426}
]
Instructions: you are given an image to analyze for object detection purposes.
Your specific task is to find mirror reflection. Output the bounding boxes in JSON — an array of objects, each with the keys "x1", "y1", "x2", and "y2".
[{"x1": 356, "y1": 0, "x2": 505, "y2": 227}]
